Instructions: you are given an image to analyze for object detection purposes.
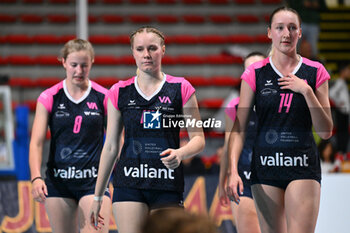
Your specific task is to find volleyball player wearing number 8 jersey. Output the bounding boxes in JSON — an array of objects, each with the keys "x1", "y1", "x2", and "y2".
[
  {"x1": 226, "y1": 7, "x2": 333, "y2": 233},
  {"x1": 29, "y1": 39, "x2": 111, "y2": 233},
  {"x1": 90, "y1": 26, "x2": 205, "y2": 233}
]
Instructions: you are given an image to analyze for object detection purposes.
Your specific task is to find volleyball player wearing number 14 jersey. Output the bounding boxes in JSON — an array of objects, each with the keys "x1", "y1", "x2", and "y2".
[
  {"x1": 226, "y1": 7, "x2": 333, "y2": 233},
  {"x1": 29, "y1": 39, "x2": 111, "y2": 233}
]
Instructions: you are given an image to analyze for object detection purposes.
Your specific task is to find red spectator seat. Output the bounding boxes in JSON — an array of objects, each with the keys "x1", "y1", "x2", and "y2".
[
  {"x1": 199, "y1": 35, "x2": 227, "y2": 44},
  {"x1": 59, "y1": 34, "x2": 76, "y2": 43},
  {"x1": 183, "y1": 15, "x2": 205, "y2": 24},
  {"x1": 47, "y1": 14, "x2": 72, "y2": 23},
  {"x1": 207, "y1": 131, "x2": 225, "y2": 138},
  {"x1": 129, "y1": 0, "x2": 149, "y2": 3},
  {"x1": 0, "y1": 14, "x2": 16, "y2": 23},
  {"x1": 0, "y1": 56, "x2": 7, "y2": 65},
  {"x1": 119, "y1": 55, "x2": 135, "y2": 65},
  {"x1": 35, "y1": 77, "x2": 61, "y2": 87},
  {"x1": 94, "y1": 55, "x2": 121, "y2": 65},
  {"x1": 210, "y1": 76, "x2": 241, "y2": 86},
  {"x1": 20, "y1": 14, "x2": 44, "y2": 23},
  {"x1": 176, "y1": 55, "x2": 203, "y2": 65},
  {"x1": 156, "y1": 0, "x2": 176, "y2": 4},
  {"x1": 263, "y1": 14, "x2": 270, "y2": 23},
  {"x1": 49, "y1": 0, "x2": 70, "y2": 3},
  {"x1": 5, "y1": 34, "x2": 33, "y2": 44},
  {"x1": 129, "y1": 15, "x2": 152, "y2": 24},
  {"x1": 186, "y1": 76, "x2": 211, "y2": 86},
  {"x1": 8, "y1": 77, "x2": 35, "y2": 87},
  {"x1": 115, "y1": 35, "x2": 130, "y2": 44},
  {"x1": 7, "y1": 55, "x2": 36, "y2": 65},
  {"x1": 209, "y1": 0, "x2": 229, "y2": 4},
  {"x1": 32, "y1": 34, "x2": 60, "y2": 44},
  {"x1": 156, "y1": 15, "x2": 179, "y2": 24},
  {"x1": 0, "y1": 36, "x2": 5, "y2": 43},
  {"x1": 198, "y1": 98, "x2": 224, "y2": 108},
  {"x1": 0, "y1": 0, "x2": 16, "y2": 3},
  {"x1": 36, "y1": 55, "x2": 60, "y2": 65},
  {"x1": 94, "y1": 76, "x2": 119, "y2": 87},
  {"x1": 261, "y1": 0, "x2": 281, "y2": 3},
  {"x1": 162, "y1": 56, "x2": 177, "y2": 65},
  {"x1": 181, "y1": 0, "x2": 202, "y2": 4},
  {"x1": 101, "y1": 14, "x2": 124, "y2": 24},
  {"x1": 236, "y1": 14, "x2": 260, "y2": 23},
  {"x1": 171, "y1": 34, "x2": 199, "y2": 44},
  {"x1": 102, "y1": 0, "x2": 123, "y2": 3},
  {"x1": 89, "y1": 35, "x2": 118, "y2": 44},
  {"x1": 205, "y1": 55, "x2": 242, "y2": 64},
  {"x1": 234, "y1": 0, "x2": 255, "y2": 4},
  {"x1": 88, "y1": 15, "x2": 98, "y2": 24},
  {"x1": 209, "y1": 15, "x2": 232, "y2": 24},
  {"x1": 227, "y1": 34, "x2": 255, "y2": 43},
  {"x1": 22, "y1": 100, "x2": 37, "y2": 112},
  {"x1": 255, "y1": 34, "x2": 271, "y2": 43},
  {"x1": 23, "y1": 0, "x2": 44, "y2": 3}
]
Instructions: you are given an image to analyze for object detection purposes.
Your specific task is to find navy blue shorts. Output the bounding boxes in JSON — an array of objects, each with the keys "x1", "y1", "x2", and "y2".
[
  {"x1": 239, "y1": 185, "x2": 253, "y2": 199},
  {"x1": 251, "y1": 178, "x2": 321, "y2": 190},
  {"x1": 112, "y1": 187, "x2": 184, "y2": 209},
  {"x1": 46, "y1": 178, "x2": 110, "y2": 202}
]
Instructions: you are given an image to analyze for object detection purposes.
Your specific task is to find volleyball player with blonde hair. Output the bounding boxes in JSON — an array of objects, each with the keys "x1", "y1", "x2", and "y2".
[
  {"x1": 90, "y1": 26, "x2": 205, "y2": 233},
  {"x1": 30, "y1": 39, "x2": 111, "y2": 233}
]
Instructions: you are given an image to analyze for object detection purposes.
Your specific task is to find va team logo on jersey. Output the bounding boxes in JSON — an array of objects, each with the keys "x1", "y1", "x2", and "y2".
[{"x1": 143, "y1": 110, "x2": 162, "y2": 129}]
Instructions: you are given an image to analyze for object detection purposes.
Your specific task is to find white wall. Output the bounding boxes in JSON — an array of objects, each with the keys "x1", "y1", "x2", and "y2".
[{"x1": 316, "y1": 173, "x2": 350, "y2": 233}]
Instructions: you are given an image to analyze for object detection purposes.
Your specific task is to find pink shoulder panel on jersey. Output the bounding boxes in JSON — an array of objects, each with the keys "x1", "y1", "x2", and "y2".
[
  {"x1": 108, "y1": 77, "x2": 135, "y2": 110},
  {"x1": 225, "y1": 97, "x2": 240, "y2": 122},
  {"x1": 166, "y1": 75, "x2": 195, "y2": 106},
  {"x1": 302, "y1": 57, "x2": 330, "y2": 89},
  {"x1": 241, "y1": 57, "x2": 268, "y2": 92},
  {"x1": 91, "y1": 81, "x2": 109, "y2": 115},
  {"x1": 37, "y1": 81, "x2": 64, "y2": 113}
]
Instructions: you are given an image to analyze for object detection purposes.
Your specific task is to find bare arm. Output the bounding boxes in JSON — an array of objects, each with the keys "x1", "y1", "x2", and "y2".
[
  {"x1": 94, "y1": 99, "x2": 123, "y2": 197},
  {"x1": 226, "y1": 81, "x2": 254, "y2": 203},
  {"x1": 218, "y1": 114, "x2": 233, "y2": 206},
  {"x1": 91, "y1": 98, "x2": 123, "y2": 229},
  {"x1": 29, "y1": 102, "x2": 49, "y2": 202},
  {"x1": 160, "y1": 94, "x2": 205, "y2": 169}
]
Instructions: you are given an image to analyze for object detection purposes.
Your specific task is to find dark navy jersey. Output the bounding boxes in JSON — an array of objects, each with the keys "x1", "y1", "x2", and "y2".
[
  {"x1": 38, "y1": 80, "x2": 108, "y2": 191},
  {"x1": 225, "y1": 97, "x2": 257, "y2": 186},
  {"x1": 241, "y1": 56, "x2": 330, "y2": 183},
  {"x1": 108, "y1": 74, "x2": 195, "y2": 192}
]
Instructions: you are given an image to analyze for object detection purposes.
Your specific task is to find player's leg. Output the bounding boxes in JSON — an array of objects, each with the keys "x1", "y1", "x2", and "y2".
[
  {"x1": 231, "y1": 197, "x2": 261, "y2": 233},
  {"x1": 78, "y1": 194, "x2": 111, "y2": 233},
  {"x1": 45, "y1": 197, "x2": 78, "y2": 233},
  {"x1": 113, "y1": 201, "x2": 149, "y2": 233},
  {"x1": 251, "y1": 184, "x2": 287, "y2": 233},
  {"x1": 284, "y1": 180, "x2": 320, "y2": 233}
]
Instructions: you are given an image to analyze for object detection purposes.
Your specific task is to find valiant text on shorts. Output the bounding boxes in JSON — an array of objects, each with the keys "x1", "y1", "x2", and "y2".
[
  {"x1": 124, "y1": 164, "x2": 174, "y2": 179},
  {"x1": 53, "y1": 166, "x2": 98, "y2": 179},
  {"x1": 260, "y1": 152, "x2": 309, "y2": 167}
]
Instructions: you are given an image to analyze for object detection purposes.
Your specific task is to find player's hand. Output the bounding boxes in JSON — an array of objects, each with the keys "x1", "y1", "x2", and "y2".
[
  {"x1": 160, "y1": 148, "x2": 182, "y2": 170},
  {"x1": 278, "y1": 73, "x2": 310, "y2": 95},
  {"x1": 31, "y1": 178, "x2": 47, "y2": 203},
  {"x1": 90, "y1": 200, "x2": 105, "y2": 230},
  {"x1": 226, "y1": 172, "x2": 243, "y2": 205}
]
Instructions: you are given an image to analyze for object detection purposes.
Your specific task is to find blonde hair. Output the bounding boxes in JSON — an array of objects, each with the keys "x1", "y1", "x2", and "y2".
[
  {"x1": 129, "y1": 26, "x2": 165, "y2": 48},
  {"x1": 59, "y1": 38, "x2": 95, "y2": 61}
]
